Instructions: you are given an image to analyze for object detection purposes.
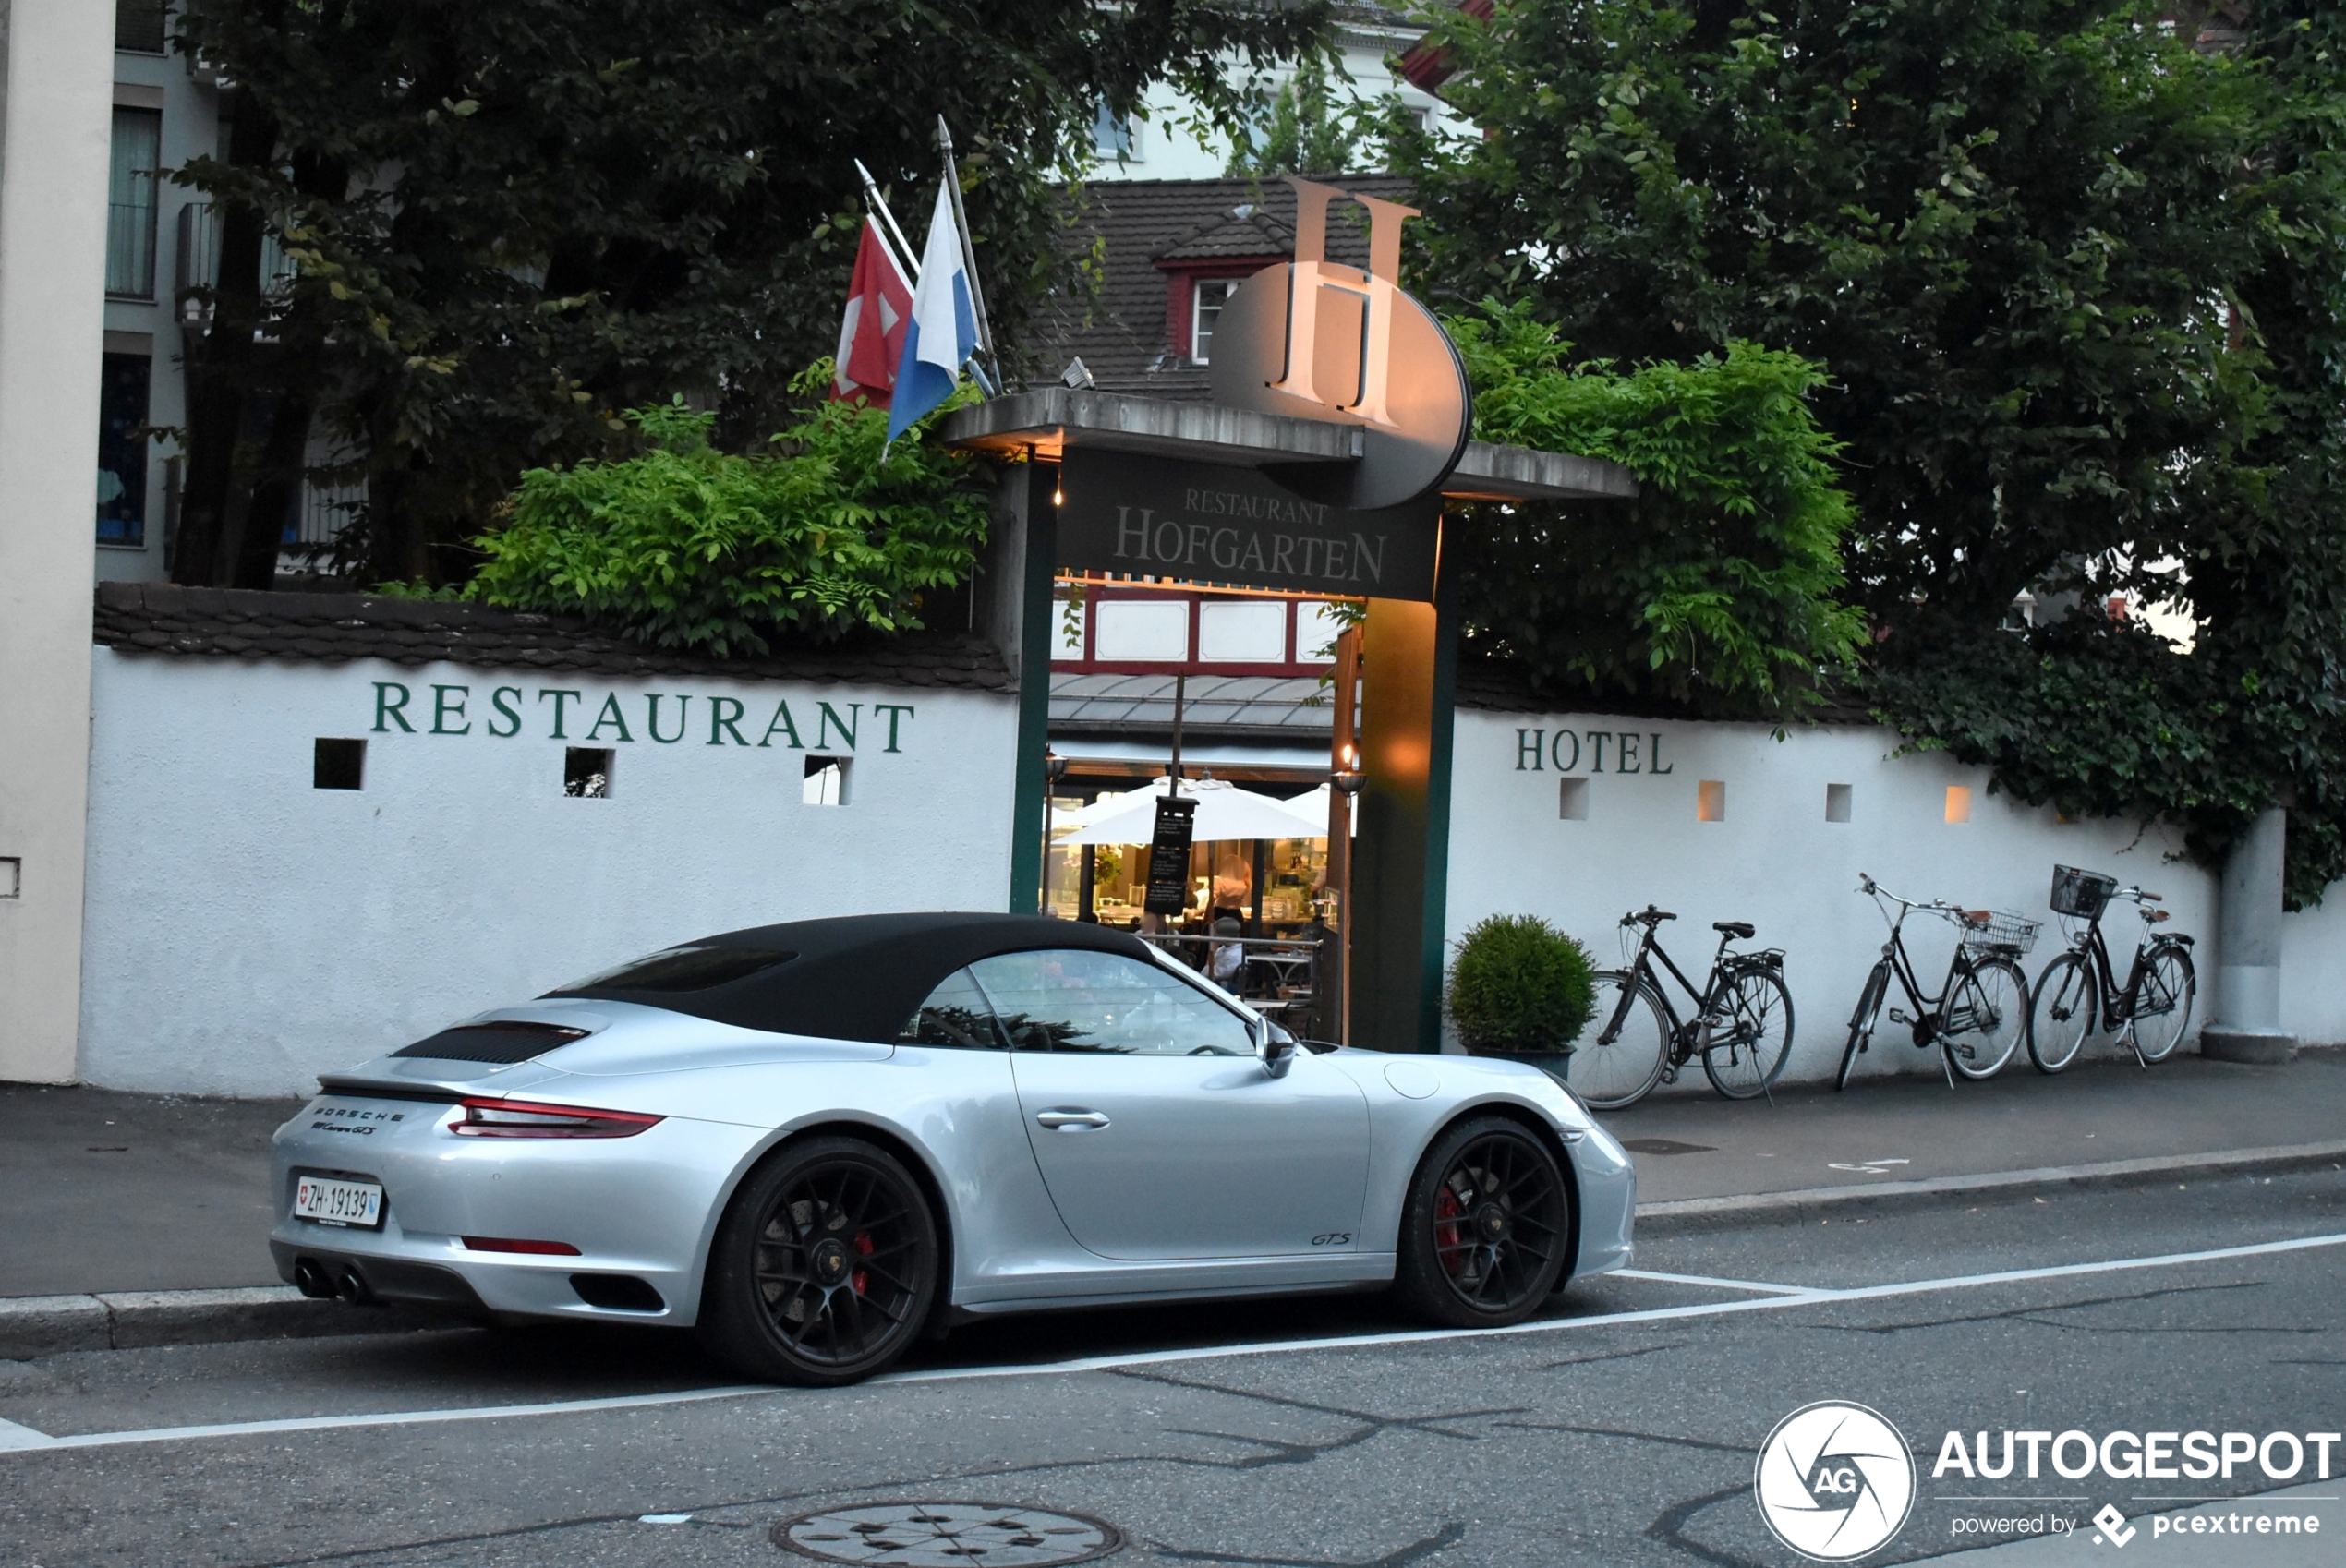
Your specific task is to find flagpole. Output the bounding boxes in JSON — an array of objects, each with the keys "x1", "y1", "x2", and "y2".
[
  {"x1": 935, "y1": 116, "x2": 998, "y2": 368},
  {"x1": 853, "y1": 159, "x2": 922, "y2": 283}
]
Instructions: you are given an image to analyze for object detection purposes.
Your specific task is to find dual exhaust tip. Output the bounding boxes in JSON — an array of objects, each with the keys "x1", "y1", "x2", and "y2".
[{"x1": 293, "y1": 1256, "x2": 373, "y2": 1306}]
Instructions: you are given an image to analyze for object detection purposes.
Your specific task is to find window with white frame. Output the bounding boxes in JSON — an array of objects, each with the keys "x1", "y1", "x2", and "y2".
[
  {"x1": 1091, "y1": 103, "x2": 1140, "y2": 159},
  {"x1": 1192, "y1": 280, "x2": 1236, "y2": 364}
]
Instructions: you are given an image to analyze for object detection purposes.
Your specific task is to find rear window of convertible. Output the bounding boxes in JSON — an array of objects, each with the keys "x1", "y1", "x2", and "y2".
[{"x1": 551, "y1": 943, "x2": 798, "y2": 995}]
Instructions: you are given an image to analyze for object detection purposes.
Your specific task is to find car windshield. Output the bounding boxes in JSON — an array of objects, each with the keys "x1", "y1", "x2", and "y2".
[{"x1": 550, "y1": 943, "x2": 797, "y2": 995}]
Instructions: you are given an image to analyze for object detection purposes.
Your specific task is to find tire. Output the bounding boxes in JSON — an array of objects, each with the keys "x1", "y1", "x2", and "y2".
[
  {"x1": 2029, "y1": 952, "x2": 2098, "y2": 1074},
  {"x1": 1702, "y1": 967, "x2": 1795, "y2": 1100},
  {"x1": 1942, "y1": 955, "x2": 2028, "y2": 1080},
  {"x1": 1838, "y1": 964, "x2": 1890, "y2": 1091},
  {"x1": 1572, "y1": 971, "x2": 1670, "y2": 1110},
  {"x1": 1392, "y1": 1116, "x2": 1573, "y2": 1329},
  {"x1": 697, "y1": 1136, "x2": 938, "y2": 1386},
  {"x1": 2131, "y1": 945, "x2": 2196, "y2": 1064}
]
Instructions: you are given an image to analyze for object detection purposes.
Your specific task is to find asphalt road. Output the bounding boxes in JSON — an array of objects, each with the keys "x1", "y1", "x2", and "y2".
[{"x1": 3, "y1": 1169, "x2": 2342, "y2": 1568}]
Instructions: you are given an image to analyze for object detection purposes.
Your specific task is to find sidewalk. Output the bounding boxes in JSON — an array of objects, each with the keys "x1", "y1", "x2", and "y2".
[
  {"x1": 0, "y1": 1084, "x2": 299, "y2": 1297},
  {"x1": 1607, "y1": 1045, "x2": 2346, "y2": 1209},
  {"x1": 3, "y1": 1049, "x2": 2340, "y2": 1301}
]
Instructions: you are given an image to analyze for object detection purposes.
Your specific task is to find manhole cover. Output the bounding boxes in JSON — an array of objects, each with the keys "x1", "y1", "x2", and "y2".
[
  {"x1": 1618, "y1": 1138, "x2": 1716, "y2": 1156},
  {"x1": 773, "y1": 1502, "x2": 1121, "y2": 1566}
]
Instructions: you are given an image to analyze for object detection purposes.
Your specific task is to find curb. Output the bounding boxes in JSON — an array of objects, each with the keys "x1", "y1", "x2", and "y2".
[
  {"x1": 1632, "y1": 1138, "x2": 2346, "y2": 1236},
  {"x1": 0, "y1": 1286, "x2": 450, "y2": 1361}
]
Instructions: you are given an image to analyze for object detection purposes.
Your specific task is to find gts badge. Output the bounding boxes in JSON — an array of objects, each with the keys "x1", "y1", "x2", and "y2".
[{"x1": 1311, "y1": 1232, "x2": 1352, "y2": 1247}]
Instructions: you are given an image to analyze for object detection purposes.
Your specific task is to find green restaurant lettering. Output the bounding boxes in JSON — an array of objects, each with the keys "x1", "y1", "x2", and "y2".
[
  {"x1": 367, "y1": 681, "x2": 916, "y2": 754},
  {"x1": 1513, "y1": 727, "x2": 1674, "y2": 775}
]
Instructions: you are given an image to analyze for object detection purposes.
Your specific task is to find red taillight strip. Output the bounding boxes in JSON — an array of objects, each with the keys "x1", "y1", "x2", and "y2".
[
  {"x1": 462, "y1": 1236, "x2": 582, "y2": 1255},
  {"x1": 449, "y1": 1097, "x2": 662, "y2": 1138}
]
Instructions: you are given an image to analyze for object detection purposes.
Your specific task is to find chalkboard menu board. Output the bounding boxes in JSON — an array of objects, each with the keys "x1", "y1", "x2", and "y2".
[{"x1": 1143, "y1": 796, "x2": 1198, "y2": 916}]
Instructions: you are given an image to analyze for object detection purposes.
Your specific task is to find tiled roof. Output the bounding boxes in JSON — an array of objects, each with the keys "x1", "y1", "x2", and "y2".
[
  {"x1": 92, "y1": 583, "x2": 1016, "y2": 692},
  {"x1": 1037, "y1": 175, "x2": 1415, "y2": 400},
  {"x1": 1154, "y1": 206, "x2": 1295, "y2": 263},
  {"x1": 1051, "y1": 670, "x2": 1337, "y2": 739}
]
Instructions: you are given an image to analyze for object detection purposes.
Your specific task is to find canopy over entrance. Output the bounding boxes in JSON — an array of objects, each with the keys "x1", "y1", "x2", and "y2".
[{"x1": 944, "y1": 177, "x2": 1636, "y2": 1051}]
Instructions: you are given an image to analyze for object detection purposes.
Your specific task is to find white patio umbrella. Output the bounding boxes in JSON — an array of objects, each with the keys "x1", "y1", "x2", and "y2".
[{"x1": 1057, "y1": 777, "x2": 1330, "y2": 845}]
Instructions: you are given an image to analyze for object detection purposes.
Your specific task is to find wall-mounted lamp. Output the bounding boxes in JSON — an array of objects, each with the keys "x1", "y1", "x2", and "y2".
[{"x1": 1331, "y1": 742, "x2": 1364, "y2": 796}]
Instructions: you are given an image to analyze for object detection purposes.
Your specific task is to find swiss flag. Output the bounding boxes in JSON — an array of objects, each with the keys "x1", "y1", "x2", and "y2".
[{"x1": 833, "y1": 217, "x2": 915, "y2": 406}]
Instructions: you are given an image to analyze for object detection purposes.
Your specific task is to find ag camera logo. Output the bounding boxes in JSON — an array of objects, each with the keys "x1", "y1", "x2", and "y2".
[{"x1": 1755, "y1": 1401, "x2": 1917, "y2": 1560}]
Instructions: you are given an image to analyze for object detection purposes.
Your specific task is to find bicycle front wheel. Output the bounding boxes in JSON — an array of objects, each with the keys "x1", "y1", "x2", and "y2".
[
  {"x1": 2131, "y1": 945, "x2": 2196, "y2": 1063},
  {"x1": 1572, "y1": 970, "x2": 1670, "y2": 1110},
  {"x1": 1838, "y1": 963, "x2": 1890, "y2": 1091},
  {"x1": 1943, "y1": 955, "x2": 2027, "y2": 1080},
  {"x1": 1703, "y1": 967, "x2": 1795, "y2": 1100},
  {"x1": 2029, "y1": 951, "x2": 2098, "y2": 1073}
]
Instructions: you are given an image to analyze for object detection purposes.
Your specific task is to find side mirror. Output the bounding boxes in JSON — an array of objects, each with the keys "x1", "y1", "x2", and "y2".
[{"x1": 1258, "y1": 1019, "x2": 1295, "y2": 1078}]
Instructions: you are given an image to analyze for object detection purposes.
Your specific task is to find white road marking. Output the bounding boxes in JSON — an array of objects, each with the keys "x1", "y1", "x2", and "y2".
[
  {"x1": 6, "y1": 1230, "x2": 2342, "y2": 1454},
  {"x1": 0, "y1": 1386, "x2": 770, "y2": 1452},
  {"x1": 1613, "y1": 1267, "x2": 1812, "y2": 1296}
]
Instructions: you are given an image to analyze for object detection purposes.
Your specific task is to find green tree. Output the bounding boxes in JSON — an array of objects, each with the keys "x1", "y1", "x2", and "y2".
[
  {"x1": 168, "y1": 0, "x2": 1331, "y2": 588},
  {"x1": 1226, "y1": 54, "x2": 1380, "y2": 176},
  {"x1": 1395, "y1": 0, "x2": 2346, "y2": 896},
  {"x1": 463, "y1": 368, "x2": 993, "y2": 655},
  {"x1": 1449, "y1": 301, "x2": 1866, "y2": 716}
]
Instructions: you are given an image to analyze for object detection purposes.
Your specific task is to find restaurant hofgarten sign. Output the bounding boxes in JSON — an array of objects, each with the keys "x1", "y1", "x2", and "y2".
[
  {"x1": 1057, "y1": 451, "x2": 1437, "y2": 599},
  {"x1": 365, "y1": 681, "x2": 919, "y2": 753}
]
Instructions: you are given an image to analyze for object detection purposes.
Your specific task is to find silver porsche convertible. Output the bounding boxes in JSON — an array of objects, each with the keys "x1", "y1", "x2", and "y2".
[{"x1": 271, "y1": 912, "x2": 1636, "y2": 1384}]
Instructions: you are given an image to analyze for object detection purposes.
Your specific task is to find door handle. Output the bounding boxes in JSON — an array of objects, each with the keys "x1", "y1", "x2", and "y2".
[{"x1": 1035, "y1": 1109, "x2": 1110, "y2": 1130}]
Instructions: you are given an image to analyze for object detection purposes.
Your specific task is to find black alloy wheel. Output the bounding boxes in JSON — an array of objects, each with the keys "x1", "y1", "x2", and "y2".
[
  {"x1": 698, "y1": 1136, "x2": 938, "y2": 1386},
  {"x1": 1392, "y1": 1116, "x2": 1572, "y2": 1329}
]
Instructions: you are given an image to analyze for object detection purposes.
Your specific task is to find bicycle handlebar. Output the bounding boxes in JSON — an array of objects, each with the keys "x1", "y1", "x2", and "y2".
[
  {"x1": 1620, "y1": 905, "x2": 1677, "y2": 928},
  {"x1": 1855, "y1": 873, "x2": 1955, "y2": 914}
]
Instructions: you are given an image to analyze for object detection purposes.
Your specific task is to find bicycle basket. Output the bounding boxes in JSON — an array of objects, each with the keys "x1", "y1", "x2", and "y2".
[
  {"x1": 2050, "y1": 864, "x2": 2117, "y2": 920},
  {"x1": 1962, "y1": 911, "x2": 2041, "y2": 955}
]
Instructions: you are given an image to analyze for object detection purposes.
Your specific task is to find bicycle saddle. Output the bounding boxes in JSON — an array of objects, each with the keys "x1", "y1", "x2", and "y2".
[{"x1": 1713, "y1": 921, "x2": 1754, "y2": 938}]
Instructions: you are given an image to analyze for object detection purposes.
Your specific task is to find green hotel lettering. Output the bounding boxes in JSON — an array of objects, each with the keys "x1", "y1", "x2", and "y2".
[
  {"x1": 370, "y1": 682, "x2": 914, "y2": 753},
  {"x1": 1512, "y1": 727, "x2": 1673, "y2": 775}
]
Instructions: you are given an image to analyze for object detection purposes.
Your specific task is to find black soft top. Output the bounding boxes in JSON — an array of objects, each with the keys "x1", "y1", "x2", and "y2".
[{"x1": 546, "y1": 911, "x2": 1155, "y2": 1044}]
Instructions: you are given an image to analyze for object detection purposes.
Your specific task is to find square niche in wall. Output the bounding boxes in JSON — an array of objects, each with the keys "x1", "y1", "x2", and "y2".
[
  {"x1": 1944, "y1": 785, "x2": 1973, "y2": 824},
  {"x1": 1825, "y1": 782, "x2": 1852, "y2": 823},
  {"x1": 313, "y1": 738, "x2": 366, "y2": 790},
  {"x1": 804, "y1": 755, "x2": 851, "y2": 806},
  {"x1": 1558, "y1": 777, "x2": 1590, "y2": 821},
  {"x1": 1698, "y1": 780, "x2": 1727, "y2": 822},
  {"x1": 564, "y1": 748, "x2": 613, "y2": 798}
]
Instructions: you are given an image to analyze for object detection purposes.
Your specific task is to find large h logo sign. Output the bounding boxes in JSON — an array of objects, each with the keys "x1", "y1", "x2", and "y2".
[{"x1": 1270, "y1": 178, "x2": 1420, "y2": 430}]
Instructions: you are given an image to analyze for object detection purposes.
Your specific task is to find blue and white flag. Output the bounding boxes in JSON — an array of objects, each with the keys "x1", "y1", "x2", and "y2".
[{"x1": 886, "y1": 180, "x2": 979, "y2": 445}]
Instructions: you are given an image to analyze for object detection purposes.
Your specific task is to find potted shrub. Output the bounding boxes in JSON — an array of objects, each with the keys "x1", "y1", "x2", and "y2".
[{"x1": 1445, "y1": 914, "x2": 1596, "y2": 1083}]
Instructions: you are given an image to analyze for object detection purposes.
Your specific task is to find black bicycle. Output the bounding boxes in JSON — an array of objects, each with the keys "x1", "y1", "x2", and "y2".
[
  {"x1": 2028, "y1": 865, "x2": 2196, "y2": 1072},
  {"x1": 1837, "y1": 874, "x2": 2036, "y2": 1089},
  {"x1": 1571, "y1": 907, "x2": 1794, "y2": 1111}
]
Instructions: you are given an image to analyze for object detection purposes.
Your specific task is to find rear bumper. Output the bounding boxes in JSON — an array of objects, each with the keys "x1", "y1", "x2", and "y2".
[
  {"x1": 270, "y1": 1093, "x2": 769, "y2": 1326},
  {"x1": 268, "y1": 1240, "x2": 490, "y2": 1312}
]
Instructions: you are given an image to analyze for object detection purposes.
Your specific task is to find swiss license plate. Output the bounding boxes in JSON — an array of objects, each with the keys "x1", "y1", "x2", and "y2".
[{"x1": 294, "y1": 1176, "x2": 384, "y2": 1229}]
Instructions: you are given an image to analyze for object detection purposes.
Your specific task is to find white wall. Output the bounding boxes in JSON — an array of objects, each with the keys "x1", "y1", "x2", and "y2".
[
  {"x1": 1445, "y1": 711, "x2": 2239, "y2": 1084},
  {"x1": 0, "y1": 0, "x2": 115, "y2": 1084},
  {"x1": 1087, "y1": 29, "x2": 1463, "y2": 182},
  {"x1": 79, "y1": 651, "x2": 1021, "y2": 1096}
]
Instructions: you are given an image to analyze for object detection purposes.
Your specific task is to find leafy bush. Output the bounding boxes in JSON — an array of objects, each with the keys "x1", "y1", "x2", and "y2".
[
  {"x1": 459, "y1": 367, "x2": 992, "y2": 656},
  {"x1": 1445, "y1": 914, "x2": 1597, "y2": 1055},
  {"x1": 1446, "y1": 301, "x2": 1866, "y2": 717}
]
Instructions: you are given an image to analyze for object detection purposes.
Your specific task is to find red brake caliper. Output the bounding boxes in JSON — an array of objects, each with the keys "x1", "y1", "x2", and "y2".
[
  {"x1": 1433, "y1": 1187, "x2": 1466, "y2": 1276},
  {"x1": 852, "y1": 1232, "x2": 874, "y2": 1295}
]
